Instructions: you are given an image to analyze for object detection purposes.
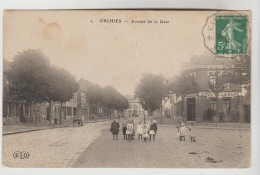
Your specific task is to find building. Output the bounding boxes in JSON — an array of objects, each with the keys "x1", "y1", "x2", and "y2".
[
  {"x1": 175, "y1": 53, "x2": 250, "y2": 123},
  {"x1": 2, "y1": 59, "x2": 79, "y2": 125},
  {"x1": 124, "y1": 95, "x2": 147, "y2": 117},
  {"x1": 76, "y1": 79, "x2": 89, "y2": 119}
]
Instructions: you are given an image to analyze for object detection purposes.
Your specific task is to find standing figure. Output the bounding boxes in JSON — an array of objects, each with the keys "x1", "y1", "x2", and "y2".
[
  {"x1": 122, "y1": 118, "x2": 127, "y2": 140},
  {"x1": 110, "y1": 120, "x2": 120, "y2": 140},
  {"x1": 126, "y1": 120, "x2": 134, "y2": 141},
  {"x1": 179, "y1": 121, "x2": 187, "y2": 141},
  {"x1": 149, "y1": 120, "x2": 158, "y2": 142},
  {"x1": 188, "y1": 122, "x2": 196, "y2": 142},
  {"x1": 136, "y1": 121, "x2": 143, "y2": 139},
  {"x1": 142, "y1": 122, "x2": 150, "y2": 142},
  {"x1": 221, "y1": 18, "x2": 243, "y2": 52}
]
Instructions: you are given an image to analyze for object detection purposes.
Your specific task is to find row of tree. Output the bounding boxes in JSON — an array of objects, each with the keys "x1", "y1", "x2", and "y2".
[
  {"x1": 6, "y1": 49, "x2": 129, "y2": 122},
  {"x1": 134, "y1": 72, "x2": 200, "y2": 117},
  {"x1": 84, "y1": 81, "x2": 129, "y2": 116},
  {"x1": 134, "y1": 55, "x2": 250, "y2": 119},
  {"x1": 6, "y1": 49, "x2": 79, "y2": 123}
]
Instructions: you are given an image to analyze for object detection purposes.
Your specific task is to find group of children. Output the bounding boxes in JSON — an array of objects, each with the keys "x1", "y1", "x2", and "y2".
[
  {"x1": 136, "y1": 120, "x2": 158, "y2": 142},
  {"x1": 110, "y1": 118, "x2": 158, "y2": 142},
  {"x1": 176, "y1": 120, "x2": 196, "y2": 142},
  {"x1": 110, "y1": 118, "x2": 196, "y2": 142}
]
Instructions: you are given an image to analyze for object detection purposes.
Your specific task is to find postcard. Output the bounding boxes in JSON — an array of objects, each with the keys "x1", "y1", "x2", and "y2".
[{"x1": 2, "y1": 10, "x2": 251, "y2": 168}]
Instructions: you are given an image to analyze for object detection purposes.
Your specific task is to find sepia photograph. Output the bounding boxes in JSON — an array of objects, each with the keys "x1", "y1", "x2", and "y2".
[{"x1": 2, "y1": 10, "x2": 251, "y2": 168}]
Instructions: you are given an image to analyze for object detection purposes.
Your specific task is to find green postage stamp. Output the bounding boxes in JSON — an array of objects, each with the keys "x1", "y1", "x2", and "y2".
[{"x1": 203, "y1": 11, "x2": 250, "y2": 57}]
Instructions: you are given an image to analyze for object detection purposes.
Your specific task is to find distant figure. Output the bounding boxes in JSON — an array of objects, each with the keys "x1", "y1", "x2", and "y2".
[
  {"x1": 188, "y1": 122, "x2": 196, "y2": 142},
  {"x1": 136, "y1": 121, "x2": 143, "y2": 139},
  {"x1": 81, "y1": 116, "x2": 84, "y2": 126},
  {"x1": 142, "y1": 122, "x2": 150, "y2": 142},
  {"x1": 122, "y1": 118, "x2": 127, "y2": 140},
  {"x1": 110, "y1": 120, "x2": 120, "y2": 140},
  {"x1": 149, "y1": 120, "x2": 158, "y2": 142},
  {"x1": 179, "y1": 122, "x2": 187, "y2": 141}
]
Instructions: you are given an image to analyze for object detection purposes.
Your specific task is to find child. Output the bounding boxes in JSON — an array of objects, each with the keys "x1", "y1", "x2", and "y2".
[
  {"x1": 179, "y1": 121, "x2": 187, "y2": 141},
  {"x1": 126, "y1": 120, "x2": 134, "y2": 141},
  {"x1": 149, "y1": 120, "x2": 158, "y2": 142},
  {"x1": 142, "y1": 122, "x2": 149, "y2": 142},
  {"x1": 136, "y1": 121, "x2": 143, "y2": 139},
  {"x1": 122, "y1": 118, "x2": 127, "y2": 140},
  {"x1": 110, "y1": 120, "x2": 120, "y2": 140},
  {"x1": 189, "y1": 122, "x2": 196, "y2": 142}
]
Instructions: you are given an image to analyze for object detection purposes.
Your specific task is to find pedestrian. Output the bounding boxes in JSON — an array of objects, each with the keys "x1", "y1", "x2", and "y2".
[
  {"x1": 149, "y1": 120, "x2": 158, "y2": 142},
  {"x1": 179, "y1": 121, "x2": 187, "y2": 141},
  {"x1": 126, "y1": 120, "x2": 134, "y2": 141},
  {"x1": 110, "y1": 120, "x2": 120, "y2": 140},
  {"x1": 188, "y1": 122, "x2": 196, "y2": 142},
  {"x1": 131, "y1": 119, "x2": 135, "y2": 140},
  {"x1": 142, "y1": 121, "x2": 150, "y2": 142},
  {"x1": 136, "y1": 121, "x2": 143, "y2": 139},
  {"x1": 122, "y1": 118, "x2": 127, "y2": 140}
]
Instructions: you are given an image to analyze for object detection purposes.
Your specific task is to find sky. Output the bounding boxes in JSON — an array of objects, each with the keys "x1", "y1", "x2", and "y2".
[{"x1": 4, "y1": 10, "x2": 214, "y2": 95}]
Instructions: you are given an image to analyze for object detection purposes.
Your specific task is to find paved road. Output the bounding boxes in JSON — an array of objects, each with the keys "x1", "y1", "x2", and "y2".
[
  {"x1": 2, "y1": 118, "x2": 250, "y2": 168},
  {"x1": 2, "y1": 121, "x2": 109, "y2": 168},
  {"x1": 73, "y1": 125, "x2": 250, "y2": 168}
]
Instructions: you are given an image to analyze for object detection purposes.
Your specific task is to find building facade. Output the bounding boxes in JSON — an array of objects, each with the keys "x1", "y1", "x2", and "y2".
[
  {"x1": 175, "y1": 54, "x2": 250, "y2": 123},
  {"x1": 124, "y1": 95, "x2": 147, "y2": 117}
]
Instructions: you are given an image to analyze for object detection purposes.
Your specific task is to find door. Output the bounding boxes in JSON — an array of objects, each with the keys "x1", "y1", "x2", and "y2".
[
  {"x1": 187, "y1": 98, "x2": 196, "y2": 121},
  {"x1": 243, "y1": 105, "x2": 250, "y2": 123}
]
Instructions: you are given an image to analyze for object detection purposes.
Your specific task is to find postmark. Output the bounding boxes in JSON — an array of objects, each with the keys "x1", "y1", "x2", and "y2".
[{"x1": 203, "y1": 11, "x2": 250, "y2": 57}]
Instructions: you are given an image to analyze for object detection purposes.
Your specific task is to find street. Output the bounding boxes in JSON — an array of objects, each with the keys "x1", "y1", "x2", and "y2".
[
  {"x1": 3, "y1": 121, "x2": 107, "y2": 168},
  {"x1": 3, "y1": 120, "x2": 250, "y2": 168}
]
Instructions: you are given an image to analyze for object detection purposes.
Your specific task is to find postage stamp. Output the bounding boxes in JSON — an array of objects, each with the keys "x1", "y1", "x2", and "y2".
[{"x1": 203, "y1": 11, "x2": 250, "y2": 57}]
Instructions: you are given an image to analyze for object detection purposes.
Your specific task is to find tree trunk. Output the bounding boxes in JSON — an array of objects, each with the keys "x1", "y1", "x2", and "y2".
[
  {"x1": 181, "y1": 94, "x2": 184, "y2": 120},
  {"x1": 60, "y1": 102, "x2": 62, "y2": 124},
  {"x1": 161, "y1": 99, "x2": 163, "y2": 125},
  {"x1": 216, "y1": 94, "x2": 219, "y2": 114},
  {"x1": 147, "y1": 107, "x2": 153, "y2": 117},
  {"x1": 33, "y1": 101, "x2": 36, "y2": 125}
]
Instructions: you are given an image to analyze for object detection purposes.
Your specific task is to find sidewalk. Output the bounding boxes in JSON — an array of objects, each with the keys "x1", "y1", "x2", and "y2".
[{"x1": 2, "y1": 118, "x2": 111, "y2": 135}]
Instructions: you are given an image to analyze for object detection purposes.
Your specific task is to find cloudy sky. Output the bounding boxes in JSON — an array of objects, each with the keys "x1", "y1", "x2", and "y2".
[{"x1": 4, "y1": 10, "x2": 214, "y2": 95}]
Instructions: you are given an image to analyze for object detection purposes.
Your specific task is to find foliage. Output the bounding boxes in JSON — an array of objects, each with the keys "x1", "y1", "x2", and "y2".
[
  {"x1": 7, "y1": 49, "x2": 78, "y2": 104},
  {"x1": 83, "y1": 82, "x2": 129, "y2": 112},
  {"x1": 172, "y1": 72, "x2": 200, "y2": 97},
  {"x1": 227, "y1": 55, "x2": 251, "y2": 85},
  {"x1": 171, "y1": 72, "x2": 200, "y2": 117},
  {"x1": 48, "y1": 67, "x2": 79, "y2": 102},
  {"x1": 134, "y1": 74, "x2": 167, "y2": 114},
  {"x1": 7, "y1": 49, "x2": 52, "y2": 103}
]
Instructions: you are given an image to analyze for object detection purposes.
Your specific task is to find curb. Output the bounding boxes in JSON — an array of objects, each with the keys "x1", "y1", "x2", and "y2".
[
  {"x1": 3, "y1": 120, "x2": 111, "y2": 136},
  {"x1": 158, "y1": 125, "x2": 250, "y2": 130},
  {"x1": 3, "y1": 125, "x2": 70, "y2": 136}
]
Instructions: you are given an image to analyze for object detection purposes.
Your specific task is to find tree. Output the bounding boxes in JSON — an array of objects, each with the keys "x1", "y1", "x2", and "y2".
[
  {"x1": 47, "y1": 67, "x2": 79, "y2": 124},
  {"x1": 84, "y1": 81, "x2": 103, "y2": 115},
  {"x1": 134, "y1": 74, "x2": 166, "y2": 116},
  {"x1": 208, "y1": 71, "x2": 225, "y2": 117},
  {"x1": 227, "y1": 55, "x2": 251, "y2": 97},
  {"x1": 7, "y1": 49, "x2": 52, "y2": 122},
  {"x1": 172, "y1": 72, "x2": 200, "y2": 118}
]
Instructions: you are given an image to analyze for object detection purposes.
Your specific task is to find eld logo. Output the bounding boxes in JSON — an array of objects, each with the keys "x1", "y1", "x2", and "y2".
[{"x1": 13, "y1": 151, "x2": 30, "y2": 159}]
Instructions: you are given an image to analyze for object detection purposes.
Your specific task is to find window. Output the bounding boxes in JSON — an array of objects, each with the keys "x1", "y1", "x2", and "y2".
[
  {"x1": 222, "y1": 98, "x2": 231, "y2": 114},
  {"x1": 189, "y1": 72, "x2": 197, "y2": 77},
  {"x1": 133, "y1": 104, "x2": 137, "y2": 109},
  {"x1": 223, "y1": 83, "x2": 231, "y2": 90},
  {"x1": 207, "y1": 71, "x2": 216, "y2": 76},
  {"x1": 210, "y1": 99, "x2": 217, "y2": 111},
  {"x1": 209, "y1": 77, "x2": 216, "y2": 86}
]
